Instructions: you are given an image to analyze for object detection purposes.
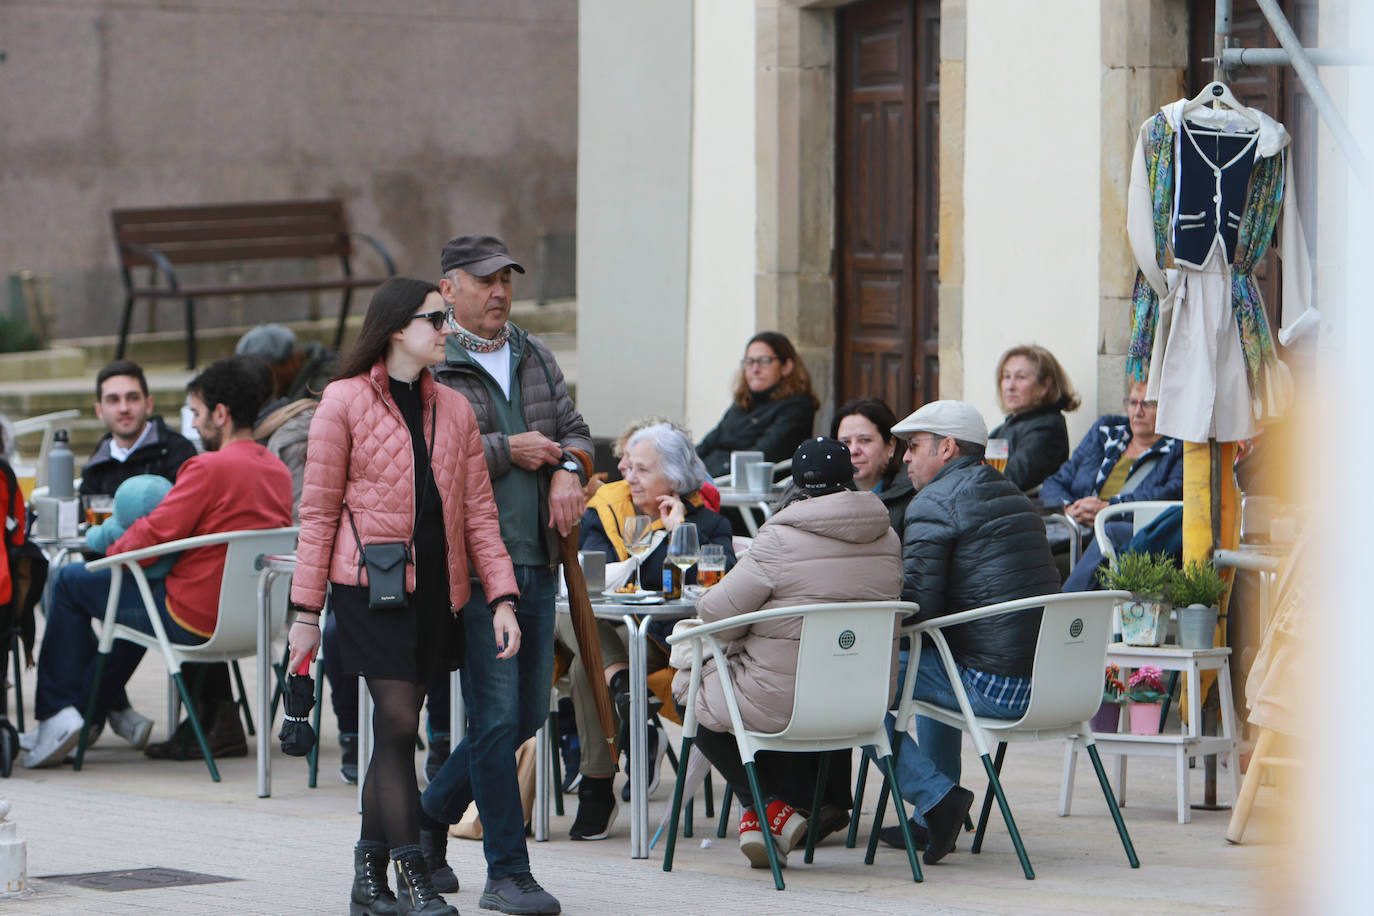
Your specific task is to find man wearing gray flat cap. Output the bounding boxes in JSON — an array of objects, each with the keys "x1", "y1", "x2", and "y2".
[
  {"x1": 420, "y1": 234, "x2": 590, "y2": 916},
  {"x1": 871, "y1": 400, "x2": 1059, "y2": 865}
]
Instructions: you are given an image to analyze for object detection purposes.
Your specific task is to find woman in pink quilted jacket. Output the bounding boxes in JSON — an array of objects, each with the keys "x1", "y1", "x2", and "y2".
[{"x1": 288, "y1": 277, "x2": 518, "y2": 916}]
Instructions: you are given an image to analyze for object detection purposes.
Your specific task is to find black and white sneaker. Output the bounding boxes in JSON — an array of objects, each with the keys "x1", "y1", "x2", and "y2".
[
  {"x1": 621, "y1": 723, "x2": 668, "y2": 802},
  {"x1": 568, "y1": 776, "x2": 618, "y2": 841}
]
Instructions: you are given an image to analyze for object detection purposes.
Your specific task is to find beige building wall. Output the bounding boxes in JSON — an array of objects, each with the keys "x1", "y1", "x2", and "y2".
[
  {"x1": 684, "y1": 0, "x2": 758, "y2": 441},
  {"x1": 575, "y1": 0, "x2": 693, "y2": 436},
  {"x1": 960, "y1": 0, "x2": 1103, "y2": 446},
  {"x1": 0, "y1": 0, "x2": 578, "y2": 338}
]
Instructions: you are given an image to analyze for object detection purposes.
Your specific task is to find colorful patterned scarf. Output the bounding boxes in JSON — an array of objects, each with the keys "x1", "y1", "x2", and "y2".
[{"x1": 452, "y1": 321, "x2": 512, "y2": 354}]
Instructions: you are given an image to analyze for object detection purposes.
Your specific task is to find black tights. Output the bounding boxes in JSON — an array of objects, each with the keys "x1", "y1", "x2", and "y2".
[
  {"x1": 691, "y1": 727, "x2": 851, "y2": 812},
  {"x1": 360, "y1": 677, "x2": 427, "y2": 847}
]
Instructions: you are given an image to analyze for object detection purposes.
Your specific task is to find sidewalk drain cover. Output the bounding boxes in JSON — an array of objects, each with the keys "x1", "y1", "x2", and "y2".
[{"x1": 39, "y1": 867, "x2": 237, "y2": 891}]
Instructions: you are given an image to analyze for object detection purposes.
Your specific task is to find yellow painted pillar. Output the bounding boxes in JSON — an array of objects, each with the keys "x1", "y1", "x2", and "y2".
[{"x1": 1180, "y1": 440, "x2": 1239, "y2": 720}]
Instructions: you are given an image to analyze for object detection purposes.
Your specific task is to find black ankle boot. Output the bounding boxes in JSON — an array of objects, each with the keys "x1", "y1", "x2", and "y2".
[
  {"x1": 391, "y1": 845, "x2": 457, "y2": 916},
  {"x1": 418, "y1": 824, "x2": 459, "y2": 894},
  {"x1": 351, "y1": 841, "x2": 398, "y2": 916}
]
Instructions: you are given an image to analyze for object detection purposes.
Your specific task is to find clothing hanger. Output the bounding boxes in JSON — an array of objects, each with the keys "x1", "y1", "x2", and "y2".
[{"x1": 1182, "y1": 80, "x2": 1261, "y2": 128}]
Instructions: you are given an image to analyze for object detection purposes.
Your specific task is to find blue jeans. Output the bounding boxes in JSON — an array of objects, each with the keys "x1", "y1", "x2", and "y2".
[
  {"x1": 1063, "y1": 521, "x2": 1133, "y2": 592},
  {"x1": 35, "y1": 564, "x2": 203, "y2": 721},
  {"x1": 420, "y1": 564, "x2": 556, "y2": 879},
  {"x1": 870, "y1": 643, "x2": 1028, "y2": 818}
]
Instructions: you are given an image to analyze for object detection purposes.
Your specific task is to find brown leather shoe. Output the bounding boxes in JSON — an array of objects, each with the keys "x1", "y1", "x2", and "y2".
[{"x1": 145, "y1": 701, "x2": 247, "y2": 760}]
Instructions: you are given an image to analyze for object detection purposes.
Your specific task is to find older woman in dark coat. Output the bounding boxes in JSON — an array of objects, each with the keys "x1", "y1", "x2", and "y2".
[{"x1": 988, "y1": 344, "x2": 1080, "y2": 492}]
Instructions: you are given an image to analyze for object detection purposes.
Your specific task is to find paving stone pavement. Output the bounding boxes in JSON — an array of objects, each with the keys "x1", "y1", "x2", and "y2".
[{"x1": 2, "y1": 631, "x2": 1281, "y2": 914}]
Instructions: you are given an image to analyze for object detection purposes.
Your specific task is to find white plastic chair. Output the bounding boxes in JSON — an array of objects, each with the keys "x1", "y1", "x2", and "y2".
[
  {"x1": 72, "y1": 526, "x2": 299, "y2": 781},
  {"x1": 1093, "y1": 500, "x2": 1183, "y2": 566},
  {"x1": 663, "y1": 600, "x2": 923, "y2": 890},
  {"x1": 9, "y1": 409, "x2": 80, "y2": 489},
  {"x1": 868, "y1": 592, "x2": 1140, "y2": 880}
]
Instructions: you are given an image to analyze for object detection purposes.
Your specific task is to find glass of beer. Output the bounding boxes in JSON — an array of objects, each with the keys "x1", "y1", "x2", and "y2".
[
  {"x1": 84, "y1": 494, "x2": 115, "y2": 527},
  {"x1": 14, "y1": 464, "x2": 37, "y2": 501},
  {"x1": 986, "y1": 438, "x2": 1009, "y2": 473},
  {"x1": 697, "y1": 544, "x2": 726, "y2": 588}
]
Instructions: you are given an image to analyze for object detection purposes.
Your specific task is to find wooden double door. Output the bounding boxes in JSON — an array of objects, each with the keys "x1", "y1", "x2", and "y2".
[{"x1": 834, "y1": 0, "x2": 940, "y2": 417}]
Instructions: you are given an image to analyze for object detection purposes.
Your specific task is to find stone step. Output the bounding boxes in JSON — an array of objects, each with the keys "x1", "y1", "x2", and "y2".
[{"x1": 1, "y1": 321, "x2": 577, "y2": 461}]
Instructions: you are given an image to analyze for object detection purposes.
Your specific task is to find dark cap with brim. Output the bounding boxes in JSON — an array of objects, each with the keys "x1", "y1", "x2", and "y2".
[
  {"x1": 441, "y1": 234, "x2": 526, "y2": 277},
  {"x1": 792, "y1": 437, "x2": 857, "y2": 496}
]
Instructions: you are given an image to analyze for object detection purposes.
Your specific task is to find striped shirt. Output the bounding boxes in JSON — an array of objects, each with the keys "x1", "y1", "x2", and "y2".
[{"x1": 964, "y1": 667, "x2": 1032, "y2": 710}]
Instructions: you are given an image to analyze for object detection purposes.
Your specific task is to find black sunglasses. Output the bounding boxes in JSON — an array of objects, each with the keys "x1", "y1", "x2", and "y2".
[{"x1": 408, "y1": 308, "x2": 453, "y2": 331}]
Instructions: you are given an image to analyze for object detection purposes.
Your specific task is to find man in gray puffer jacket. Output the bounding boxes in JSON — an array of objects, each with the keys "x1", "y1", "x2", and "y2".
[{"x1": 880, "y1": 400, "x2": 1060, "y2": 866}]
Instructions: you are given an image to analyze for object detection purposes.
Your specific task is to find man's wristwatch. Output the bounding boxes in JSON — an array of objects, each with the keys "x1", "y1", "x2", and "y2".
[{"x1": 557, "y1": 456, "x2": 583, "y2": 480}]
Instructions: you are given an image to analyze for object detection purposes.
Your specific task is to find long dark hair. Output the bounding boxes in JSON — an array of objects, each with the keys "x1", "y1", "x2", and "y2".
[
  {"x1": 332, "y1": 277, "x2": 441, "y2": 381},
  {"x1": 831, "y1": 397, "x2": 904, "y2": 482},
  {"x1": 731, "y1": 331, "x2": 819, "y2": 410}
]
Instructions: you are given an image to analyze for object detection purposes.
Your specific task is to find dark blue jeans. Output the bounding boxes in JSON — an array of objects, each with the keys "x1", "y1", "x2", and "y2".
[
  {"x1": 36, "y1": 564, "x2": 203, "y2": 721},
  {"x1": 420, "y1": 564, "x2": 556, "y2": 879}
]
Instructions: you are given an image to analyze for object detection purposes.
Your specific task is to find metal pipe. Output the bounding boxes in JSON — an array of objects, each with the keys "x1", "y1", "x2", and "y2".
[
  {"x1": 1215, "y1": 0, "x2": 1232, "y2": 84},
  {"x1": 1254, "y1": 0, "x2": 1373, "y2": 190},
  {"x1": 1222, "y1": 47, "x2": 1374, "y2": 67}
]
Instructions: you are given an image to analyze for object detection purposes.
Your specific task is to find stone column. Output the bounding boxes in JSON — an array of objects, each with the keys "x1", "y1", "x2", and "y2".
[{"x1": 0, "y1": 798, "x2": 26, "y2": 897}]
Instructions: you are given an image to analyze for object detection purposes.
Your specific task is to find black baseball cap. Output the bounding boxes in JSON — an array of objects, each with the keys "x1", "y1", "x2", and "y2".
[
  {"x1": 440, "y1": 235, "x2": 526, "y2": 277},
  {"x1": 792, "y1": 437, "x2": 857, "y2": 495}
]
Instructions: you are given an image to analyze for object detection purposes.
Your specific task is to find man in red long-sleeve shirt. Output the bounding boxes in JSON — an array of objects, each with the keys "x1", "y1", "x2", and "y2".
[{"x1": 24, "y1": 355, "x2": 292, "y2": 769}]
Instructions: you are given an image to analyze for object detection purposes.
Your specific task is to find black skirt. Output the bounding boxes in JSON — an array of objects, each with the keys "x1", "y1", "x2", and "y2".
[{"x1": 329, "y1": 554, "x2": 462, "y2": 684}]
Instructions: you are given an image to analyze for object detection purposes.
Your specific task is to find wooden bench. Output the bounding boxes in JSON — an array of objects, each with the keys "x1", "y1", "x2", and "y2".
[{"x1": 112, "y1": 200, "x2": 396, "y2": 368}]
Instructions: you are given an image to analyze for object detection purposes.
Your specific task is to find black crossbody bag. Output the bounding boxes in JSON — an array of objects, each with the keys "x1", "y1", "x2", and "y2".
[{"x1": 346, "y1": 407, "x2": 436, "y2": 611}]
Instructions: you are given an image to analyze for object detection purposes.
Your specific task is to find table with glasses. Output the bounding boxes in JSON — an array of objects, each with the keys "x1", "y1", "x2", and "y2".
[{"x1": 548, "y1": 594, "x2": 697, "y2": 858}]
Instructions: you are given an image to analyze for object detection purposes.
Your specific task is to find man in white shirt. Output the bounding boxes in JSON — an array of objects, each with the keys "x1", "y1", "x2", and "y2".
[{"x1": 79, "y1": 360, "x2": 198, "y2": 499}]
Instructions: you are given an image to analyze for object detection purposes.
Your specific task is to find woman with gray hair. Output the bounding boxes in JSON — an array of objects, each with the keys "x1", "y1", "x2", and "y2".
[{"x1": 557, "y1": 422, "x2": 735, "y2": 841}]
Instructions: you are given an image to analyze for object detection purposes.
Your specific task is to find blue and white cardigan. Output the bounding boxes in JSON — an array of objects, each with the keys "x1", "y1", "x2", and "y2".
[{"x1": 1039, "y1": 415, "x2": 1184, "y2": 509}]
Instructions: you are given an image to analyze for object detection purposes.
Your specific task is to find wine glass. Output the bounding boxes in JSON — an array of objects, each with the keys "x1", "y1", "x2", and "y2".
[
  {"x1": 667, "y1": 523, "x2": 700, "y2": 578},
  {"x1": 622, "y1": 515, "x2": 654, "y2": 592}
]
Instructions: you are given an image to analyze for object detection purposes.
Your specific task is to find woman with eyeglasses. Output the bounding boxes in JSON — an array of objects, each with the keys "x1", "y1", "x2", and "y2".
[
  {"x1": 1041, "y1": 378, "x2": 1184, "y2": 591},
  {"x1": 289, "y1": 277, "x2": 517, "y2": 916},
  {"x1": 695, "y1": 331, "x2": 818, "y2": 480}
]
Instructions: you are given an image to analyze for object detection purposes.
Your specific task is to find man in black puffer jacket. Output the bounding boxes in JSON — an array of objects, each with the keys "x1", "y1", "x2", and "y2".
[{"x1": 879, "y1": 400, "x2": 1060, "y2": 865}]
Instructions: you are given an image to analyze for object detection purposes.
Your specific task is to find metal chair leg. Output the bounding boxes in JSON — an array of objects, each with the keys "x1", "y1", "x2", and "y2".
[
  {"x1": 10, "y1": 634, "x2": 25, "y2": 733},
  {"x1": 547, "y1": 711, "x2": 565, "y2": 818},
  {"x1": 172, "y1": 671, "x2": 221, "y2": 782},
  {"x1": 307, "y1": 662, "x2": 324, "y2": 788},
  {"x1": 972, "y1": 741, "x2": 1007, "y2": 854},
  {"x1": 864, "y1": 773, "x2": 892, "y2": 866},
  {"x1": 1087, "y1": 743, "x2": 1140, "y2": 867},
  {"x1": 847, "y1": 753, "x2": 870, "y2": 848},
  {"x1": 663, "y1": 735, "x2": 694, "y2": 873},
  {"x1": 804, "y1": 752, "x2": 830, "y2": 864},
  {"x1": 879, "y1": 753, "x2": 923, "y2": 883},
  {"x1": 744, "y1": 761, "x2": 785, "y2": 890},
  {"x1": 231, "y1": 660, "x2": 254, "y2": 737},
  {"x1": 704, "y1": 771, "x2": 715, "y2": 819},
  {"x1": 717, "y1": 784, "x2": 733, "y2": 838},
  {"x1": 72, "y1": 651, "x2": 107, "y2": 771},
  {"x1": 980, "y1": 751, "x2": 1032, "y2": 879}
]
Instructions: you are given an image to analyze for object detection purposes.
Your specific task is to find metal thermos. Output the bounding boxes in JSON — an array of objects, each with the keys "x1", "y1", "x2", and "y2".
[{"x1": 48, "y1": 429, "x2": 75, "y2": 498}]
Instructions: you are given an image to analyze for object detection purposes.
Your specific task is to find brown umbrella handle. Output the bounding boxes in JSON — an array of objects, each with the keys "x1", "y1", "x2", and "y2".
[{"x1": 559, "y1": 527, "x2": 618, "y2": 751}]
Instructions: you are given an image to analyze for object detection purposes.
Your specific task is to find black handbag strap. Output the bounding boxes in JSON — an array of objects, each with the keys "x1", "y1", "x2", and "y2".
[{"x1": 345, "y1": 402, "x2": 437, "y2": 586}]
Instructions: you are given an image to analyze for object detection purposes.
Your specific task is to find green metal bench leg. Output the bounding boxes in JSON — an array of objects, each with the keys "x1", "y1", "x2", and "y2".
[
  {"x1": 980, "y1": 751, "x2": 1031, "y2": 879},
  {"x1": 879, "y1": 753, "x2": 923, "y2": 883},
  {"x1": 663, "y1": 734, "x2": 694, "y2": 873},
  {"x1": 72, "y1": 651, "x2": 107, "y2": 771},
  {"x1": 971, "y1": 741, "x2": 1007, "y2": 854},
  {"x1": 172, "y1": 671, "x2": 221, "y2": 782},
  {"x1": 231, "y1": 660, "x2": 254, "y2": 737},
  {"x1": 1087, "y1": 743, "x2": 1140, "y2": 868},
  {"x1": 803, "y1": 751, "x2": 830, "y2": 864},
  {"x1": 717, "y1": 784, "x2": 733, "y2": 838},
  {"x1": 744, "y1": 760, "x2": 785, "y2": 890},
  {"x1": 847, "y1": 753, "x2": 870, "y2": 848},
  {"x1": 548, "y1": 711, "x2": 565, "y2": 818}
]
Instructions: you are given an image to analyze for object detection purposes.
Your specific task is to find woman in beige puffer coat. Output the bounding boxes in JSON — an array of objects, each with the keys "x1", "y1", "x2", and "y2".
[{"x1": 672, "y1": 437, "x2": 901, "y2": 868}]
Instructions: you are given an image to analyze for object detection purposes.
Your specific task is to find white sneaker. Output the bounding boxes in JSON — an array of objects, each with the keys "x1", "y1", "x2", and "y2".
[
  {"x1": 22, "y1": 707, "x2": 85, "y2": 769},
  {"x1": 62, "y1": 716, "x2": 104, "y2": 762},
  {"x1": 107, "y1": 706, "x2": 154, "y2": 750}
]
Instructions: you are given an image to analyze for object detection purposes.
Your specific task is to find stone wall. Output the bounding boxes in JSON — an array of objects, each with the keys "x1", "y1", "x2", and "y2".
[{"x1": 0, "y1": 0, "x2": 577, "y2": 339}]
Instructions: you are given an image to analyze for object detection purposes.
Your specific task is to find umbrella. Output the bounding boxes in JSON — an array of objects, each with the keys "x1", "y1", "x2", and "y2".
[
  {"x1": 278, "y1": 672, "x2": 317, "y2": 757},
  {"x1": 560, "y1": 525, "x2": 617, "y2": 756}
]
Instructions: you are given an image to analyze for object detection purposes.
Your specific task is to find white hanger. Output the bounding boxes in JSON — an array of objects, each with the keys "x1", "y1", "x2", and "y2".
[{"x1": 1182, "y1": 81, "x2": 1260, "y2": 128}]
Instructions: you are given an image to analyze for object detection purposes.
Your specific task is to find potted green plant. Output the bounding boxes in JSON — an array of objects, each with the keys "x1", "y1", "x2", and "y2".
[
  {"x1": 1124, "y1": 665, "x2": 1169, "y2": 735},
  {"x1": 1168, "y1": 558, "x2": 1228, "y2": 650},
  {"x1": 1097, "y1": 551, "x2": 1174, "y2": 646}
]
